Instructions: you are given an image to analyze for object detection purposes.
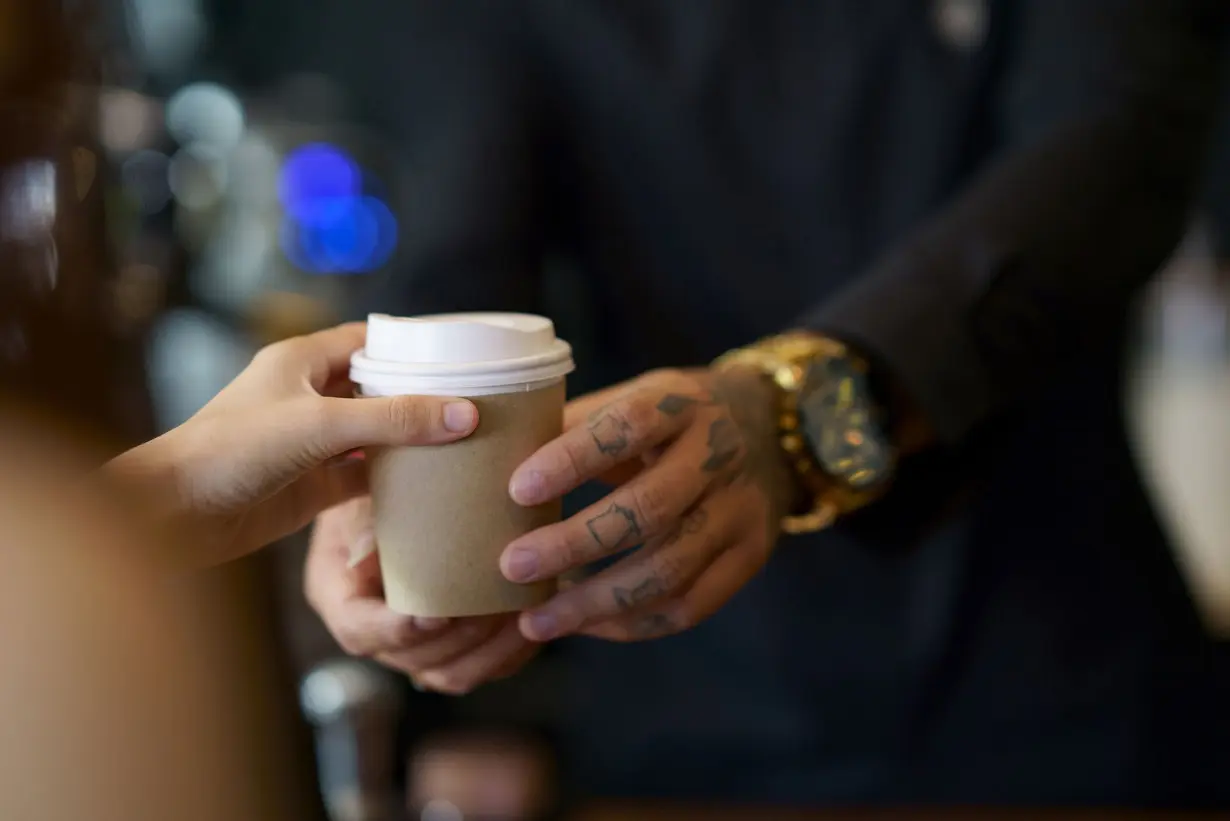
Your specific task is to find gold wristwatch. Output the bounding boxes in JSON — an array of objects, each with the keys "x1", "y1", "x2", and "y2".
[{"x1": 714, "y1": 332, "x2": 898, "y2": 534}]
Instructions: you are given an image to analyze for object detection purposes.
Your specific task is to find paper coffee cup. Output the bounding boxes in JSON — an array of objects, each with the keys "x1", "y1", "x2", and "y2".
[{"x1": 350, "y1": 313, "x2": 575, "y2": 617}]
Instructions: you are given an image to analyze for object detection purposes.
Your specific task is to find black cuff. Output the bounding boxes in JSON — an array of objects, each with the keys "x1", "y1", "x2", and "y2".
[{"x1": 800, "y1": 246, "x2": 995, "y2": 444}]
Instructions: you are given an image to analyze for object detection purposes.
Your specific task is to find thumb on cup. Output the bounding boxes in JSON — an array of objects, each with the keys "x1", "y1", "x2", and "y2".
[{"x1": 306, "y1": 395, "x2": 479, "y2": 463}]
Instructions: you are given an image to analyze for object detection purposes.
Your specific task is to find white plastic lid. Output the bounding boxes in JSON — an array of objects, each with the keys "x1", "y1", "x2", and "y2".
[{"x1": 350, "y1": 312, "x2": 575, "y2": 396}]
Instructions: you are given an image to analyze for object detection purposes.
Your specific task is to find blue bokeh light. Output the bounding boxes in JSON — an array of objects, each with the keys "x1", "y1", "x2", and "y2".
[
  {"x1": 280, "y1": 196, "x2": 398, "y2": 275},
  {"x1": 278, "y1": 142, "x2": 398, "y2": 274},
  {"x1": 278, "y1": 143, "x2": 361, "y2": 221}
]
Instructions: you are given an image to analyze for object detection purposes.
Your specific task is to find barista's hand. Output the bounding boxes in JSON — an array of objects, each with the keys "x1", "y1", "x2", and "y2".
[
  {"x1": 307, "y1": 499, "x2": 540, "y2": 694},
  {"x1": 501, "y1": 367, "x2": 798, "y2": 642},
  {"x1": 107, "y1": 323, "x2": 479, "y2": 564}
]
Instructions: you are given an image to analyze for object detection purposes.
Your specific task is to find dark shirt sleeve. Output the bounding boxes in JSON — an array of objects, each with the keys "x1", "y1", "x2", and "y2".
[
  {"x1": 805, "y1": 0, "x2": 1229, "y2": 442},
  {"x1": 317, "y1": 0, "x2": 547, "y2": 320}
]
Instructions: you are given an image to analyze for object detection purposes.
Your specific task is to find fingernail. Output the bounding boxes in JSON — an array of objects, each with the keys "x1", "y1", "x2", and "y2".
[
  {"x1": 444, "y1": 401, "x2": 477, "y2": 432},
  {"x1": 525, "y1": 611, "x2": 559, "y2": 641},
  {"x1": 509, "y1": 469, "x2": 545, "y2": 505},
  {"x1": 413, "y1": 617, "x2": 449, "y2": 631},
  {"x1": 346, "y1": 532, "x2": 376, "y2": 568},
  {"x1": 504, "y1": 548, "x2": 539, "y2": 582}
]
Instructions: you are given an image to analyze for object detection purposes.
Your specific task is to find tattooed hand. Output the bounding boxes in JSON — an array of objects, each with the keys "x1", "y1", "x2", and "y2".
[{"x1": 500, "y1": 367, "x2": 800, "y2": 642}]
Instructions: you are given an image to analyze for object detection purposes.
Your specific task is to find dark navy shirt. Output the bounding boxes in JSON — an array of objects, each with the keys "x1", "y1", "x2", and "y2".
[{"x1": 310, "y1": 0, "x2": 1230, "y2": 805}]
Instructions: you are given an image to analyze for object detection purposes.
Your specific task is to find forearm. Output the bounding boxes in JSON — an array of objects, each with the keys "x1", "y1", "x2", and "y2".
[
  {"x1": 102, "y1": 434, "x2": 210, "y2": 565},
  {"x1": 803, "y1": 0, "x2": 1228, "y2": 443}
]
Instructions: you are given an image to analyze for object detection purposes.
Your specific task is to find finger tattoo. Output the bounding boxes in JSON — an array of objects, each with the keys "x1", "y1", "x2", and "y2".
[
  {"x1": 610, "y1": 548, "x2": 688, "y2": 612},
  {"x1": 656, "y1": 393, "x2": 699, "y2": 416},
  {"x1": 657, "y1": 505, "x2": 708, "y2": 550},
  {"x1": 630, "y1": 612, "x2": 679, "y2": 640},
  {"x1": 586, "y1": 503, "x2": 643, "y2": 551},
  {"x1": 612, "y1": 576, "x2": 670, "y2": 611},
  {"x1": 589, "y1": 413, "x2": 633, "y2": 456},
  {"x1": 701, "y1": 417, "x2": 743, "y2": 472}
]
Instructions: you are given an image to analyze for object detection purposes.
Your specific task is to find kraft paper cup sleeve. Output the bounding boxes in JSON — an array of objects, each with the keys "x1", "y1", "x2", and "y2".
[
  {"x1": 353, "y1": 313, "x2": 574, "y2": 617},
  {"x1": 369, "y1": 383, "x2": 563, "y2": 617}
]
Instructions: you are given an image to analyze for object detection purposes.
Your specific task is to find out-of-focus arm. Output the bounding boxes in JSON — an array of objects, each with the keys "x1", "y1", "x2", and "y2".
[{"x1": 802, "y1": 0, "x2": 1228, "y2": 444}]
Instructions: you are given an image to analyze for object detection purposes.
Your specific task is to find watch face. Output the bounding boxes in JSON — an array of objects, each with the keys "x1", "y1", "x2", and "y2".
[{"x1": 798, "y1": 356, "x2": 894, "y2": 491}]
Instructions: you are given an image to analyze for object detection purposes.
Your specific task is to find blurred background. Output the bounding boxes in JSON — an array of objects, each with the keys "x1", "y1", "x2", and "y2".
[{"x1": 1, "y1": 1, "x2": 1229, "y2": 819}]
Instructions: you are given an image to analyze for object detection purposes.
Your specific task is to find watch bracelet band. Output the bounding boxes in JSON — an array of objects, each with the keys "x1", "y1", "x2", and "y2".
[{"x1": 712, "y1": 332, "x2": 889, "y2": 534}]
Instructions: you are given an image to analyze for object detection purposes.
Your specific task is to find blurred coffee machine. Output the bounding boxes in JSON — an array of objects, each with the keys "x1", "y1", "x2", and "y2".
[{"x1": 301, "y1": 659, "x2": 406, "y2": 821}]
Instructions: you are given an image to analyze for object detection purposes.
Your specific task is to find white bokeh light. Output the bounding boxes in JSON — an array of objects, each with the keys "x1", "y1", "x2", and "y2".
[
  {"x1": 166, "y1": 82, "x2": 246, "y2": 152},
  {"x1": 125, "y1": 0, "x2": 206, "y2": 78},
  {"x1": 189, "y1": 210, "x2": 276, "y2": 313},
  {"x1": 227, "y1": 133, "x2": 283, "y2": 208},
  {"x1": 168, "y1": 143, "x2": 228, "y2": 211},
  {"x1": 98, "y1": 88, "x2": 161, "y2": 153}
]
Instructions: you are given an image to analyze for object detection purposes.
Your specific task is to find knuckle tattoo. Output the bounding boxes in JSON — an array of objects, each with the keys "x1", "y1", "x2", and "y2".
[
  {"x1": 658, "y1": 504, "x2": 709, "y2": 549},
  {"x1": 630, "y1": 611, "x2": 680, "y2": 640},
  {"x1": 610, "y1": 555, "x2": 684, "y2": 613},
  {"x1": 656, "y1": 392, "x2": 699, "y2": 416},
  {"x1": 585, "y1": 503, "x2": 643, "y2": 553},
  {"x1": 612, "y1": 576, "x2": 667, "y2": 612},
  {"x1": 701, "y1": 416, "x2": 744, "y2": 473},
  {"x1": 588, "y1": 408, "x2": 633, "y2": 456}
]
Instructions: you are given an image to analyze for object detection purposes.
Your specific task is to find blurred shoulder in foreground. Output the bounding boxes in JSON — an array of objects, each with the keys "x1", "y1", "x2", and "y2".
[{"x1": 0, "y1": 407, "x2": 320, "y2": 821}]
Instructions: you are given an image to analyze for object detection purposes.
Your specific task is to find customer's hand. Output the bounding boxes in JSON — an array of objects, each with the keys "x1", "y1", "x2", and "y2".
[
  {"x1": 501, "y1": 366, "x2": 798, "y2": 642},
  {"x1": 107, "y1": 323, "x2": 479, "y2": 564},
  {"x1": 307, "y1": 499, "x2": 541, "y2": 694}
]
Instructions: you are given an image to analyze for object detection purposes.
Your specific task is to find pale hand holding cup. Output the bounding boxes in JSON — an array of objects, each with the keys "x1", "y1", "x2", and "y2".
[{"x1": 106, "y1": 323, "x2": 479, "y2": 566}]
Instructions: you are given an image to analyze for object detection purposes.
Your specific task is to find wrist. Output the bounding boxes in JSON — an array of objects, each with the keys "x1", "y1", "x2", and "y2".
[
  {"x1": 103, "y1": 436, "x2": 202, "y2": 561},
  {"x1": 708, "y1": 364, "x2": 808, "y2": 520},
  {"x1": 105, "y1": 435, "x2": 176, "y2": 493}
]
